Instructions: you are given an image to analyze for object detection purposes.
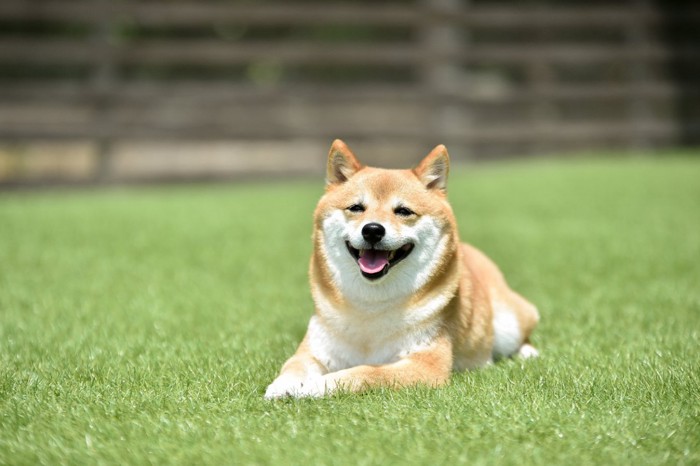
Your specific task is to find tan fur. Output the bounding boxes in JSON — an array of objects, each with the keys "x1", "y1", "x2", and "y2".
[{"x1": 265, "y1": 140, "x2": 539, "y2": 399}]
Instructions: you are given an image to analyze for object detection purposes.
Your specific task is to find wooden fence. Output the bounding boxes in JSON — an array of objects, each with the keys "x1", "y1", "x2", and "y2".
[{"x1": 0, "y1": 0, "x2": 698, "y2": 184}]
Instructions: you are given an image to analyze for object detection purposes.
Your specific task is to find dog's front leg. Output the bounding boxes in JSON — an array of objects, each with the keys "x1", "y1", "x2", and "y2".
[
  {"x1": 304, "y1": 335, "x2": 454, "y2": 397},
  {"x1": 264, "y1": 336, "x2": 328, "y2": 399}
]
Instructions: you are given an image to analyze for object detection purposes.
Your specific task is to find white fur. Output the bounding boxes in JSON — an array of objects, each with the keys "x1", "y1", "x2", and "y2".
[
  {"x1": 264, "y1": 372, "x2": 330, "y2": 399},
  {"x1": 491, "y1": 301, "x2": 522, "y2": 359},
  {"x1": 303, "y1": 208, "x2": 452, "y2": 373},
  {"x1": 267, "y1": 189, "x2": 463, "y2": 398},
  {"x1": 518, "y1": 343, "x2": 539, "y2": 359},
  {"x1": 307, "y1": 302, "x2": 444, "y2": 373},
  {"x1": 320, "y1": 210, "x2": 447, "y2": 309},
  {"x1": 263, "y1": 352, "x2": 327, "y2": 399},
  {"x1": 264, "y1": 373, "x2": 307, "y2": 399},
  {"x1": 265, "y1": 298, "x2": 449, "y2": 399}
]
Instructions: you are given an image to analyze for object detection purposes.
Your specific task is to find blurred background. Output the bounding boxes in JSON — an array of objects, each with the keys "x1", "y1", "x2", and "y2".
[{"x1": 0, "y1": 0, "x2": 698, "y2": 186}]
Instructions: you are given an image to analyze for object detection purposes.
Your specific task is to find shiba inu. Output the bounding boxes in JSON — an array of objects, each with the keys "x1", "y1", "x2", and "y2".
[{"x1": 265, "y1": 140, "x2": 539, "y2": 399}]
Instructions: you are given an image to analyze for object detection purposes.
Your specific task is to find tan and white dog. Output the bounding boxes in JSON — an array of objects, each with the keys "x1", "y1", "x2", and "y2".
[{"x1": 265, "y1": 140, "x2": 539, "y2": 399}]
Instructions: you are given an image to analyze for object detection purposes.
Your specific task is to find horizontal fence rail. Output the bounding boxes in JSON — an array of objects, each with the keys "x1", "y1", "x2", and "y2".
[
  {"x1": 2, "y1": 2, "x2": 700, "y2": 27},
  {"x1": 3, "y1": 41, "x2": 698, "y2": 66},
  {"x1": 0, "y1": 0, "x2": 698, "y2": 185}
]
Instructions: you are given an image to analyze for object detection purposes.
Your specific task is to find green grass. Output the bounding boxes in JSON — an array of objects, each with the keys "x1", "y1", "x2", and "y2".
[{"x1": 1, "y1": 155, "x2": 699, "y2": 465}]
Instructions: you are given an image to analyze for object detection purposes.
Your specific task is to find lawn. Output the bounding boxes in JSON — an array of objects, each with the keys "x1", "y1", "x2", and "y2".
[{"x1": 1, "y1": 155, "x2": 699, "y2": 465}]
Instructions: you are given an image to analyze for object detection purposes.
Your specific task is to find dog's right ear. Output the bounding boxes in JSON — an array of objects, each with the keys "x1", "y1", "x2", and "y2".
[{"x1": 327, "y1": 139, "x2": 362, "y2": 185}]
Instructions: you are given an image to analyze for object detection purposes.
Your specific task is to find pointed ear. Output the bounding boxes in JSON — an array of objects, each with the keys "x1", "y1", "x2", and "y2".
[
  {"x1": 414, "y1": 144, "x2": 449, "y2": 191},
  {"x1": 326, "y1": 139, "x2": 362, "y2": 185}
]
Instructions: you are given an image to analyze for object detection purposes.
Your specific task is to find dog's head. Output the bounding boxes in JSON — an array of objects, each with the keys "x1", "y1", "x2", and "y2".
[{"x1": 312, "y1": 140, "x2": 459, "y2": 305}]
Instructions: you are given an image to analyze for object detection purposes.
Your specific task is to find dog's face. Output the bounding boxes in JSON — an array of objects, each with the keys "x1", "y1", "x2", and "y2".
[{"x1": 312, "y1": 140, "x2": 459, "y2": 305}]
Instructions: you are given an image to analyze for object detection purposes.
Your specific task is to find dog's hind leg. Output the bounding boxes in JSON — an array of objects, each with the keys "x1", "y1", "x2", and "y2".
[
  {"x1": 491, "y1": 289, "x2": 540, "y2": 360},
  {"x1": 506, "y1": 290, "x2": 540, "y2": 358}
]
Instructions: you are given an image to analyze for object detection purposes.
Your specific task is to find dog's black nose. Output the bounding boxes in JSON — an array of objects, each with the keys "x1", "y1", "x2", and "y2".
[{"x1": 362, "y1": 222, "x2": 385, "y2": 245}]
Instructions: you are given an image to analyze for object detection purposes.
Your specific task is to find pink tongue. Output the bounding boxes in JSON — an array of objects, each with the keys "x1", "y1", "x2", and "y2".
[{"x1": 358, "y1": 250, "x2": 390, "y2": 274}]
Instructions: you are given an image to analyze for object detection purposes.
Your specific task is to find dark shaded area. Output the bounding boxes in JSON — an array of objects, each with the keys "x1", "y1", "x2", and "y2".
[{"x1": 655, "y1": 0, "x2": 700, "y2": 144}]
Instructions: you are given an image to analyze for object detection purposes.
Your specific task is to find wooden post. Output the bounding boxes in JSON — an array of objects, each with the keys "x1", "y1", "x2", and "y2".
[
  {"x1": 419, "y1": 0, "x2": 472, "y2": 161},
  {"x1": 91, "y1": 0, "x2": 116, "y2": 181},
  {"x1": 626, "y1": 0, "x2": 655, "y2": 151},
  {"x1": 527, "y1": 26, "x2": 558, "y2": 156}
]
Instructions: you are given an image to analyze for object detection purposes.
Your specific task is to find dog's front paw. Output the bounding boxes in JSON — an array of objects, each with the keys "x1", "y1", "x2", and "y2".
[
  {"x1": 264, "y1": 374, "x2": 305, "y2": 399},
  {"x1": 294, "y1": 375, "x2": 336, "y2": 398},
  {"x1": 264, "y1": 375, "x2": 334, "y2": 400}
]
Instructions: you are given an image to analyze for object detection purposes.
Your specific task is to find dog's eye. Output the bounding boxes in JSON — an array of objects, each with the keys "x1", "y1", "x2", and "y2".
[
  {"x1": 394, "y1": 206, "x2": 415, "y2": 217},
  {"x1": 347, "y1": 204, "x2": 365, "y2": 213}
]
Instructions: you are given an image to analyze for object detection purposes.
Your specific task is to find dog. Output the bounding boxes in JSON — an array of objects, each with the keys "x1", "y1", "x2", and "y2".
[{"x1": 264, "y1": 140, "x2": 539, "y2": 399}]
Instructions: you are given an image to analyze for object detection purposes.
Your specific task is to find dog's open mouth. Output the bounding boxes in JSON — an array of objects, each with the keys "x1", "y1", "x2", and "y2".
[{"x1": 345, "y1": 242, "x2": 414, "y2": 281}]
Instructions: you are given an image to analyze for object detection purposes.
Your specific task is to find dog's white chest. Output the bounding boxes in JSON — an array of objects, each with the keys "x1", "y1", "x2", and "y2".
[{"x1": 306, "y1": 309, "x2": 439, "y2": 372}]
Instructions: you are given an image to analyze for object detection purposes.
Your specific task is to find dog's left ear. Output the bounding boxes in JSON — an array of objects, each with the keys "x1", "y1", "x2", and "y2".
[
  {"x1": 327, "y1": 139, "x2": 363, "y2": 185},
  {"x1": 414, "y1": 144, "x2": 449, "y2": 192}
]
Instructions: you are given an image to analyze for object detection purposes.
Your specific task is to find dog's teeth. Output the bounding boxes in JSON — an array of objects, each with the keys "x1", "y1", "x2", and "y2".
[
  {"x1": 359, "y1": 249, "x2": 366, "y2": 257},
  {"x1": 388, "y1": 250, "x2": 396, "y2": 260}
]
